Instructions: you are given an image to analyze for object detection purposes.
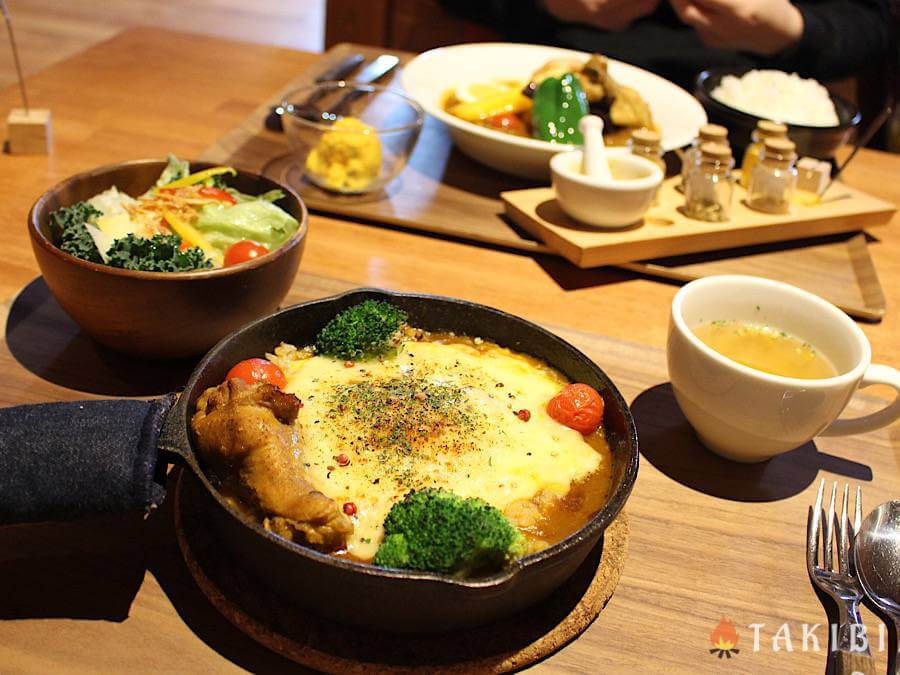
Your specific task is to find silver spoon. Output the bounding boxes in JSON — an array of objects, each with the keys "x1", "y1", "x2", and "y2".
[{"x1": 854, "y1": 500, "x2": 900, "y2": 674}]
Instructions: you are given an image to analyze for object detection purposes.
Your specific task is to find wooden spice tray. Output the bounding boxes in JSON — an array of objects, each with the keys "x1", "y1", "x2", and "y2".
[{"x1": 502, "y1": 176, "x2": 895, "y2": 268}]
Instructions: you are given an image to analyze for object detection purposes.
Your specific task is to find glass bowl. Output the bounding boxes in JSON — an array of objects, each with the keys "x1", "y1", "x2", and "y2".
[{"x1": 281, "y1": 81, "x2": 425, "y2": 195}]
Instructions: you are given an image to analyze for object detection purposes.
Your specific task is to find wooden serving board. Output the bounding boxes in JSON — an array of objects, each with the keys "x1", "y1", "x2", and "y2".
[
  {"x1": 503, "y1": 178, "x2": 894, "y2": 268},
  {"x1": 201, "y1": 43, "x2": 890, "y2": 321}
]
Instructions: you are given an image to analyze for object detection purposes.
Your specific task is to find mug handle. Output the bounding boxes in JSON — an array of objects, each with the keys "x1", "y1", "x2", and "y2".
[{"x1": 821, "y1": 364, "x2": 900, "y2": 437}]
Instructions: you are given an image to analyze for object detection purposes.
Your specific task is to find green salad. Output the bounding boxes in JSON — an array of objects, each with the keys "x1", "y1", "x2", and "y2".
[{"x1": 49, "y1": 155, "x2": 300, "y2": 271}]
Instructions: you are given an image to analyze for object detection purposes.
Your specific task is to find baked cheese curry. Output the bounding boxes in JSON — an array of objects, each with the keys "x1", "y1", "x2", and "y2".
[{"x1": 191, "y1": 306, "x2": 613, "y2": 576}]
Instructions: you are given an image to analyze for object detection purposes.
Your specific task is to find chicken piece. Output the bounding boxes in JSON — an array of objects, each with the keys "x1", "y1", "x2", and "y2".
[
  {"x1": 578, "y1": 76, "x2": 606, "y2": 103},
  {"x1": 505, "y1": 499, "x2": 542, "y2": 528},
  {"x1": 583, "y1": 54, "x2": 654, "y2": 129},
  {"x1": 582, "y1": 54, "x2": 615, "y2": 102},
  {"x1": 610, "y1": 86, "x2": 654, "y2": 129},
  {"x1": 191, "y1": 379, "x2": 353, "y2": 551},
  {"x1": 530, "y1": 58, "x2": 585, "y2": 86},
  {"x1": 529, "y1": 57, "x2": 607, "y2": 102},
  {"x1": 579, "y1": 54, "x2": 610, "y2": 102}
]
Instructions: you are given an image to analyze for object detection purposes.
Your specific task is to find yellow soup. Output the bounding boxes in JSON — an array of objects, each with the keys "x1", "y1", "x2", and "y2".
[{"x1": 693, "y1": 320, "x2": 838, "y2": 379}]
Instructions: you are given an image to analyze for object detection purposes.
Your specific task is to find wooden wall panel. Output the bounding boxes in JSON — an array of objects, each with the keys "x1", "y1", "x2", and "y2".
[
  {"x1": 389, "y1": 0, "x2": 498, "y2": 52},
  {"x1": 324, "y1": 0, "x2": 498, "y2": 52},
  {"x1": 324, "y1": 0, "x2": 391, "y2": 49}
]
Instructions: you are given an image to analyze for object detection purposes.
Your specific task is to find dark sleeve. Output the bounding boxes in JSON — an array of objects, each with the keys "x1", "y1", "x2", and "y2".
[
  {"x1": 767, "y1": 0, "x2": 895, "y2": 81},
  {"x1": 436, "y1": 0, "x2": 555, "y2": 42}
]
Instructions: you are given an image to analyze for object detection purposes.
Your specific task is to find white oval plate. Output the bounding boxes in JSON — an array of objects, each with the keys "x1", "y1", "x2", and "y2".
[{"x1": 402, "y1": 42, "x2": 707, "y2": 180}]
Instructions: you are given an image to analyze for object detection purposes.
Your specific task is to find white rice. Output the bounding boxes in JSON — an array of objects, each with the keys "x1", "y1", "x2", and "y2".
[{"x1": 711, "y1": 69, "x2": 839, "y2": 127}]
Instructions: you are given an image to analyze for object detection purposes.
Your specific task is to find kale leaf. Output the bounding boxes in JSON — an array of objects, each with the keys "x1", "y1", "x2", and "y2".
[
  {"x1": 49, "y1": 202, "x2": 103, "y2": 263},
  {"x1": 209, "y1": 173, "x2": 229, "y2": 189},
  {"x1": 106, "y1": 234, "x2": 212, "y2": 272},
  {"x1": 49, "y1": 201, "x2": 211, "y2": 272}
]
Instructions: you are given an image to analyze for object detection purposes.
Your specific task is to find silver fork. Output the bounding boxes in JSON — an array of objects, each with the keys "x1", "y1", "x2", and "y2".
[{"x1": 807, "y1": 479, "x2": 876, "y2": 674}]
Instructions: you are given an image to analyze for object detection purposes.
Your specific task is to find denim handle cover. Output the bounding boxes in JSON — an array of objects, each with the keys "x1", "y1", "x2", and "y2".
[{"x1": 0, "y1": 394, "x2": 176, "y2": 525}]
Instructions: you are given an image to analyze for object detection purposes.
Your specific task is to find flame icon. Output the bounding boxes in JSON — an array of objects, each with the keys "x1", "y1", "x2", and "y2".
[{"x1": 709, "y1": 617, "x2": 740, "y2": 658}]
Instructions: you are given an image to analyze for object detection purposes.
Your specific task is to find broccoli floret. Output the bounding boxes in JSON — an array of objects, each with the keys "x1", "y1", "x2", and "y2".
[
  {"x1": 315, "y1": 300, "x2": 407, "y2": 361},
  {"x1": 373, "y1": 489, "x2": 527, "y2": 577},
  {"x1": 49, "y1": 201, "x2": 103, "y2": 263},
  {"x1": 375, "y1": 533, "x2": 411, "y2": 567}
]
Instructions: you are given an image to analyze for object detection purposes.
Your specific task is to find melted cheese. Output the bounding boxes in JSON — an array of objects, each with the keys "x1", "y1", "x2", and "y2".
[{"x1": 276, "y1": 339, "x2": 601, "y2": 561}]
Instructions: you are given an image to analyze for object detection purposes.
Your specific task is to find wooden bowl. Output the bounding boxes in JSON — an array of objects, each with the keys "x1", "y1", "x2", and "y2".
[{"x1": 28, "y1": 159, "x2": 308, "y2": 359}]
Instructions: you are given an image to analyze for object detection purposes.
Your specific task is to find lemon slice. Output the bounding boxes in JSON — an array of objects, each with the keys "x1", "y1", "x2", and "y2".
[{"x1": 454, "y1": 81, "x2": 516, "y2": 104}]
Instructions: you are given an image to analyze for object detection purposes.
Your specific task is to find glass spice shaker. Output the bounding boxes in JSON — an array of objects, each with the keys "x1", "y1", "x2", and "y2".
[
  {"x1": 629, "y1": 128, "x2": 666, "y2": 173},
  {"x1": 679, "y1": 123, "x2": 729, "y2": 192},
  {"x1": 629, "y1": 128, "x2": 666, "y2": 204},
  {"x1": 684, "y1": 142, "x2": 734, "y2": 222},
  {"x1": 747, "y1": 138, "x2": 798, "y2": 214},
  {"x1": 739, "y1": 120, "x2": 788, "y2": 188}
]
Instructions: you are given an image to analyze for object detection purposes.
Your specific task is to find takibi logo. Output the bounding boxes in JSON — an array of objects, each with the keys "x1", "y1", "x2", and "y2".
[{"x1": 709, "y1": 617, "x2": 741, "y2": 659}]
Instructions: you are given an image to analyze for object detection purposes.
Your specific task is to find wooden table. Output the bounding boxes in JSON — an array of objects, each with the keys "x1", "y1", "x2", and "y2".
[{"x1": 0, "y1": 27, "x2": 898, "y2": 673}]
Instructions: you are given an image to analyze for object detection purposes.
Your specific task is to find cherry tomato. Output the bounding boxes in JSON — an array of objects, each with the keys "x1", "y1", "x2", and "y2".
[
  {"x1": 226, "y1": 358, "x2": 287, "y2": 388},
  {"x1": 224, "y1": 240, "x2": 269, "y2": 267},
  {"x1": 546, "y1": 383, "x2": 604, "y2": 435},
  {"x1": 198, "y1": 186, "x2": 237, "y2": 204},
  {"x1": 484, "y1": 112, "x2": 528, "y2": 136}
]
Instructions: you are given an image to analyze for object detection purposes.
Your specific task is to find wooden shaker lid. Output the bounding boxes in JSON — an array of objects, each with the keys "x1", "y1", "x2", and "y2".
[
  {"x1": 757, "y1": 120, "x2": 788, "y2": 138},
  {"x1": 698, "y1": 124, "x2": 728, "y2": 143},
  {"x1": 700, "y1": 141, "x2": 731, "y2": 160},
  {"x1": 630, "y1": 128, "x2": 661, "y2": 146}
]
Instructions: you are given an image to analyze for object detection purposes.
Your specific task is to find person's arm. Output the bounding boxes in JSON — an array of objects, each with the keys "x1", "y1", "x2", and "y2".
[
  {"x1": 780, "y1": 0, "x2": 894, "y2": 80},
  {"x1": 669, "y1": 0, "x2": 803, "y2": 54},
  {"x1": 670, "y1": 0, "x2": 893, "y2": 80}
]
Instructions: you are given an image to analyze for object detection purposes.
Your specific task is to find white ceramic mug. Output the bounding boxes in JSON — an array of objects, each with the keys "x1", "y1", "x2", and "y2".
[{"x1": 667, "y1": 275, "x2": 900, "y2": 462}]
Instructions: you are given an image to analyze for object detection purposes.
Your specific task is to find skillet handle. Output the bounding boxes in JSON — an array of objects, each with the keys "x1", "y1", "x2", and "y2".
[
  {"x1": 157, "y1": 388, "x2": 201, "y2": 473},
  {"x1": 0, "y1": 394, "x2": 176, "y2": 525}
]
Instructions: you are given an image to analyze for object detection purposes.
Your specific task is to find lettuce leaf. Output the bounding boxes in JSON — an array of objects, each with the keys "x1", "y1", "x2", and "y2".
[
  {"x1": 193, "y1": 200, "x2": 299, "y2": 254},
  {"x1": 224, "y1": 187, "x2": 285, "y2": 204},
  {"x1": 88, "y1": 186, "x2": 136, "y2": 217},
  {"x1": 156, "y1": 154, "x2": 190, "y2": 187}
]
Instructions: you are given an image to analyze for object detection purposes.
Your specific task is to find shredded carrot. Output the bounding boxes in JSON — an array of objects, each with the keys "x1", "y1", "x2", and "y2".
[{"x1": 124, "y1": 184, "x2": 227, "y2": 236}]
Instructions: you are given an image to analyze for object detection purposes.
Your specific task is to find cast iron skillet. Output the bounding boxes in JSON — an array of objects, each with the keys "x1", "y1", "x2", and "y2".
[
  {"x1": 0, "y1": 288, "x2": 637, "y2": 634},
  {"x1": 157, "y1": 288, "x2": 639, "y2": 634}
]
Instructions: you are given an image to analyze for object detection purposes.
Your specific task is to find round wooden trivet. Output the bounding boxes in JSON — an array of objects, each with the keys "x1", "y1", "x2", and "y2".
[{"x1": 174, "y1": 470, "x2": 629, "y2": 674}]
